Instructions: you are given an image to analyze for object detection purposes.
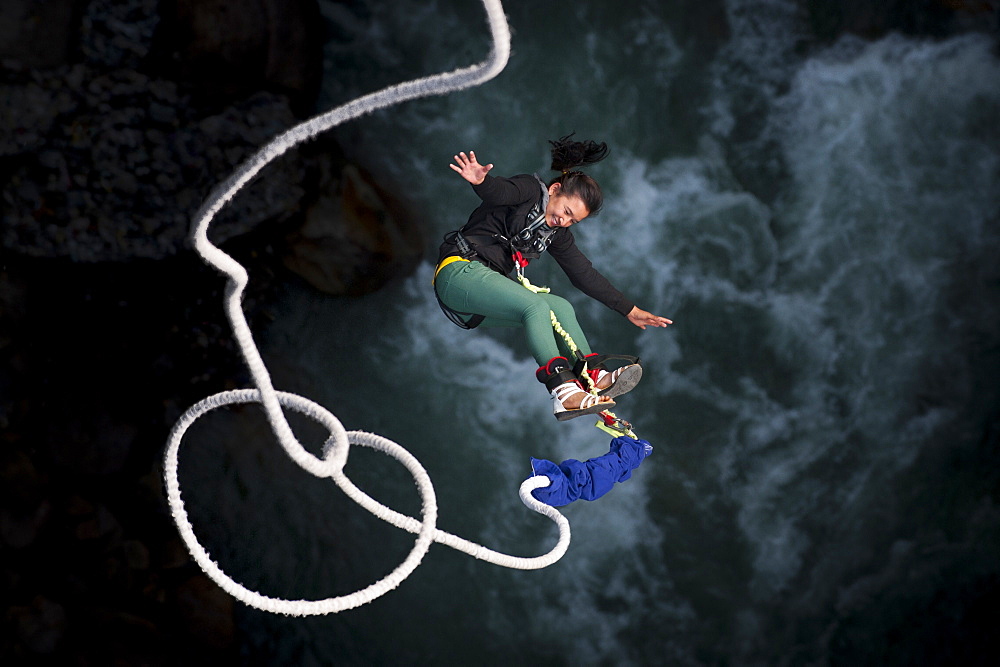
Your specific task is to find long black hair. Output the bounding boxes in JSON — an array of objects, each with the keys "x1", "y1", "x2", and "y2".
[{"x1": 548, "y1": 133, "x2": 609, "y2": 215}]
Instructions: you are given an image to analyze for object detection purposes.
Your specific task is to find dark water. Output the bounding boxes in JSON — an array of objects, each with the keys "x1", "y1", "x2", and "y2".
[{"x1": 178, "y1": 0, "x2": 1000, "y2": 663}]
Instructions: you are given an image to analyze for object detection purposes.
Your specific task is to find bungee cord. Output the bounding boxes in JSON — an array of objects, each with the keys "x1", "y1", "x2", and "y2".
[{"x1": 164, "y1": 0, "x2": 574, "y2": 618}]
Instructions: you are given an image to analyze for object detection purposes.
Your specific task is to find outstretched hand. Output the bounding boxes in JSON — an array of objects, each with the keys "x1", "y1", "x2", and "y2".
[
  {"x1": 450, "y1": 151, "x2": 493, "y2": 185},
  {"x1": 627, "y1": 306, "x2": 673, "y2": 330}
]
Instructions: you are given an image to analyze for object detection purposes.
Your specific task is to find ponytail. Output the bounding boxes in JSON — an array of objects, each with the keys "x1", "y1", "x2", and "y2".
[
  {"x1": 548, "y1": 133, "x2": 609, "y2": 215},
  {"x1": 549, "y1": 133, "x2": 609, "y2": 172}
]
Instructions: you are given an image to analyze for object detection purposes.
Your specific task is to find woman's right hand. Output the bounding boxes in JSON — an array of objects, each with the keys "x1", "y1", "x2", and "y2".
[{"x1": 450, "y1": 151, "x2": 493, "y2": 185}]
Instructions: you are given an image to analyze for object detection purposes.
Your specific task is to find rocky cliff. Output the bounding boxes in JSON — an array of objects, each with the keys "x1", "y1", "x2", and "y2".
[{"x1": 1, "y1": 0, "x2": 422, "y2": 662}]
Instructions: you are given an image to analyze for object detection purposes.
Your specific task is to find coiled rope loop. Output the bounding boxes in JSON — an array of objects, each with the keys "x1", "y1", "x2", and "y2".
[{"x1": 165, "y1": 0, "x2": 573, "y2": 618}]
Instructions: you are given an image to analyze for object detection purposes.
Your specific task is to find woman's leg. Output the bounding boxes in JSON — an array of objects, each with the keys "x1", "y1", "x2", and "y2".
[
  {"x1": 436, "y1": 261, "x2": 581, "y2": 364},
  {"x1": 538, "y1": 292, "x2": 593, "y2": 359},
  {"x1": 436, "y1": 260, "x2": 615, "y2": 418}
]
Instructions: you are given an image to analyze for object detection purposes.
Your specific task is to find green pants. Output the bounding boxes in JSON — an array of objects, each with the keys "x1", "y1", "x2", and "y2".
[{"x1": 435, "y1": 259, "x2": 593, "y2": 365}]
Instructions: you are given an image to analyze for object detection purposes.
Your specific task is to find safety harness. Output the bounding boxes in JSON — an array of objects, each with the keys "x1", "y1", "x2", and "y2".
[
  {"x1": 433, "y1": 231, "x2": 485, "y2": 329},
  {"x1": 435, "y1": 174, "x2": 554, "y2": 328}
]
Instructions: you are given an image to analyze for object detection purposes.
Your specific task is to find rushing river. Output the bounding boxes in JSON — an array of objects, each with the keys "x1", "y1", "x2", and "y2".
[{"x1": 178, "y1": 0, "x2": 1000, "y2": 663}]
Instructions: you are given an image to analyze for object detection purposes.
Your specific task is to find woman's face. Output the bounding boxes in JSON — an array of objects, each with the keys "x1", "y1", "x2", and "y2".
[{"x1": 545, "y1": 184, "x2": 590, "y2": 228}]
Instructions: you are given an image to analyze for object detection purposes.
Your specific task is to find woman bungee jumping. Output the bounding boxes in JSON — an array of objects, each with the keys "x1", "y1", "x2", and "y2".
[{"x1": 433, "y1": 134, "x2": 672, "y2": 421}]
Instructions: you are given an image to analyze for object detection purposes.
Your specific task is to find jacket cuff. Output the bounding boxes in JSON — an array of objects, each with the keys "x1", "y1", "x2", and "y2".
[
  {"x1": 471, "y1": 174, "x2": 496, "y2": 195},
  {"x1": 615, "y1": 298, "x2": 635, "y2": 317}
]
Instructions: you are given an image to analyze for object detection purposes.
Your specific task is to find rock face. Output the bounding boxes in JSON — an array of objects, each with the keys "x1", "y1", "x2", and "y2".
[
  {"x1": 153, "y1": 0, "x2": 323, "y2": 112},
  {"x1": 1, "y1": 0, "x2": 424, "y2": 290},
  {"x1": 1, "y1": 68, "x2": 305, "y2": 261},
  {"x1": 1, "y1": 0, "x2": 424, "y2": 663},
  {"x1": 0, "y1": 0, "x2": 81, "y2": 70}
]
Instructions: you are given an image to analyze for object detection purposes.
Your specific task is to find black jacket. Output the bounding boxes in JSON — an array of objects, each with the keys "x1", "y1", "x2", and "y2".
[{"x1": 438, "y1": 173, "x2": 635, "y2": 317}]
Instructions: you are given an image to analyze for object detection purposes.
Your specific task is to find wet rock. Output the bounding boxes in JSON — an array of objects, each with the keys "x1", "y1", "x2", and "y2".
[
  {"x1": 152, "y1": 0, "x2": 323, "y2": 112},
  {"x1": 0, "y1": 0, "x2": 80, "y2": 70},
  {"x1": 71, "y1": 607, "x2": 170, "y2": 665},
  {"x1": 159, "y1": 533, "x2": 195, "y2": 571},
  {"x1": 81, "y1": 0, "x2": 160, "y2": 69},
  {"x1": 282, "y1": 163, "x2": 424, "y2": 296},
  {"x1": 122, "y1": 539, "x2": 151, "y2": 570},
  {"x1": 73, "y1": 502, "x2": 122, "y2": 543},
  {"x1": 1, "y1": 67, "x2": 306, "y2": 261},
  {"x1": 0, "y1": 448, "x2": 42, "y2": 506},
  {"x1": 1, "y1": 0, "x2": 425, "y2": 297},
  {"x1": 0, "y1": 501, "x2": 52, "y2": 550},
  {"x1": 1, "y1": 2, "x2": 425, "y2": 291},
  {"x1": 40, "y1": 413, "x2": 138, "y2": 477},
  {"x1": 10, "y1": 596, "x2": 68, "y2": 655},
  {"x1": 0, "y1": 449, "x2": 49, "y2": 549},
  {"x1": 0, "y1": 0, "x2": 323, "y2": 263},
  {"x1": 174, "y1": 574, "x2": 236, "y2": 650}
]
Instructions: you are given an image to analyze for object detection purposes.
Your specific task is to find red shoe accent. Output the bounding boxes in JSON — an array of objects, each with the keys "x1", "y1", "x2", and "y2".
[{"x1": 536, "y1": 356, "x2": 570, "y2": 383}]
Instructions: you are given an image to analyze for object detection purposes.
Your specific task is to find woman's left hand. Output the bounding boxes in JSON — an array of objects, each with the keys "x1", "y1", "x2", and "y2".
[
  {"x1": 627, "y1": 306, "x2": 673, "y2": 330},
  {"x1": 450, "y1": 151, "x2": 493, "y2": 185}
]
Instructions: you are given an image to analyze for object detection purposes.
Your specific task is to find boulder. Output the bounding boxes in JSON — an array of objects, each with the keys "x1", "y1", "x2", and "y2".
[{"x1": 282, "y1": 162, "x2": 424, "y2": 296}]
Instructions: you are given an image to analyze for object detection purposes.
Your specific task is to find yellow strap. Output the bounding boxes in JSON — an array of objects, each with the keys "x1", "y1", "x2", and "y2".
[{"x1": 433, "y1": 256, "x2": 470, "y2": 283}]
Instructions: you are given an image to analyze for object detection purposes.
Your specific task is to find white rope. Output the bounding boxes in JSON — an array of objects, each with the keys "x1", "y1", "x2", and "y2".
[{"x1": 165, "y1": 0, "x2": 573, "y2": 617}]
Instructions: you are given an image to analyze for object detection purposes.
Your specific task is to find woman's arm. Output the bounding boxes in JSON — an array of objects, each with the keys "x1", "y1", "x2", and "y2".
[
  {"x1": 550, "y1": 231, "x2": 672, "y2": 329},
  {"x1": 450, "y1": 151, "x2": 537, "y2": 205}
]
